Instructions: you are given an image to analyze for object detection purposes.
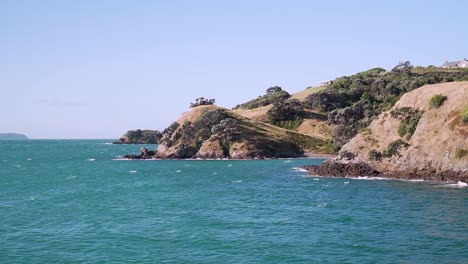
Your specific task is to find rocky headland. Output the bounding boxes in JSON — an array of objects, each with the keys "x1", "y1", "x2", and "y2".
[
  {"x1": 303, "y1": 82, "x2": 468, "y2": 182},
  {"x1": 154, "y1": 105, "x2": 332, "y2": 159}
]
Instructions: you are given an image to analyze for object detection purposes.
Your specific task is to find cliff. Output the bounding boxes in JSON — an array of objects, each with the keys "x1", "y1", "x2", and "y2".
[{"x1": 304, "y1": 82, "x2": 468, "y2": 182}]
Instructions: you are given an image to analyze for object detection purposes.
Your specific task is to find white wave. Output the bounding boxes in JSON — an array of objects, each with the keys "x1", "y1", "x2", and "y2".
[
  {"x1": 212, "y1": 172, "x2": 218, "y2": 175},
  {"x1": 350, "y1": 176, "x2": 390, "y2": 181},
  {"x1": 27, "y1": 158, "x2": 32, "y2": 161},
  {"x1": 15, "y1": 164, "x2": 22, "y2": 168},
  {"x1": 129, "y1": 170, "x2": 137, "y2": 173},
  {"x1": 227, "y1": 164, "x2": 232, "y2": 167},
  {"x1": 66, "y1": 175, "x2": 76, "y2": 179},
  {"x1": 446, "y1": 181, "x2": 468, "y2": 188},
  {"x1": 313, "y1": 178, "x2": 319, "y2": 181},
  {"x1": 176, "y1": 170, "x2": 181, "y2": 173},
  {"x1": 283, "y1": 160, "x2": 292, "y2": 163},
  {"x1": 408, "y1": 179, "x2": 424, "y2": 182},
  {"x1": 291, "y1": 167, "x2": 308, "y2": 172},
  {"x1": 87, "y1": 158, "x2": 96, "y2": 161},
  {"x1": 232, "y1": 180, "x2": 242, "y2": 183},
  {"x1": 344, "y1": 181, "x2": 350, "y2": 185},
  {"x1": 104, "y1": 142, "x2": 113, "y2": 145}
]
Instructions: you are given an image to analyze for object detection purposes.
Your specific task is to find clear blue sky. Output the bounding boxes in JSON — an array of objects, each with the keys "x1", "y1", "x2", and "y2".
[{"x1": 1, "y1": 0, "x2": 466, "y2": 139}]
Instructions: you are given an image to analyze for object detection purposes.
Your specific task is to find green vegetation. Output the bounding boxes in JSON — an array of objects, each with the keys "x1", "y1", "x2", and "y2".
[
  {"x1": 455, "y1": 148, "x2": 468, "y2": 159},
  {"x1": 394, "y1": 108, "x2": 423, "y2": 138},
  {"x1": 382, "y1": 139, "x2": 409, "y2": 158},
  {"x1": 368, "y1": 149, "x2": 382, "y2": 161},
  {"x1": 272, "y1": 119, "x2": 303, "y2": 130},
  {"x1": 463, "y1": 107, "x2": 468, "y2": 123},
  {"x1": 391, "y1": 107, "x2": 423, "y2": 138},
  {"x1": 190, "y1": 97, "x2": 215, "y2": 108},
  {"x1": 114, "y1": 129, "x2": 162, "y2": 144},
  {"x1": 302, "y1": 62, "x2": 468, "y2": 148},
  {"x1": 267, "y1": 99, "x2": 304, "y2": 129},
  {"x1": 233, "y1": 86, "x2": 290, "y2": 110},
  {"x1": 429, "y1": 94, "x2": 447, "y2": 108}
]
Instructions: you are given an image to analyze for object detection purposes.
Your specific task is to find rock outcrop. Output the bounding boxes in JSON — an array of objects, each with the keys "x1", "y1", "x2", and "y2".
[
  {"x1": 133, "y1": 105, "x2": 334, "y2": 159},
  {"x1": 123, "y1": 147, "x2": 156, "y2": 159},
  {"x1": 304, "y1": 82, "x2": 468, "y2": 182}
]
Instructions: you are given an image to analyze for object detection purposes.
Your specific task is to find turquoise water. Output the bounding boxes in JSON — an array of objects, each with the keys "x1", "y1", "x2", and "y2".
[{"x1": 1, "y1": 140, "x2": 467, "y2": 263}]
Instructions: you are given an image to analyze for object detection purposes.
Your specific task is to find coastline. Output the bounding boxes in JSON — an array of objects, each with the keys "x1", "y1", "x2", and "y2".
[{"x1": 302, "y1": 160, "x2": 468, "y2": 184}]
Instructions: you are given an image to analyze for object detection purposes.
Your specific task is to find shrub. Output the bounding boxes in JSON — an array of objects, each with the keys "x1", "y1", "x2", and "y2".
[
  {"x1": 463, "y1": 107, "x2": 468, "y2": 123},
  {"x1": 382, "y1": 139, "x2": 409, "y2": 158},
  {"x1": 368, "y1": 149, "x2": 382, "y2": 161},
  {"x1": 394, "y1": 109, "x2": 423, "y2": 138},
  {"x1": 340, "y1": 150, "x2": 356, "y2": 160},
  {"x1": 271, "y1": 119, "x2": 303, "y2": 130},
  {"x1": 234, "y1": 86, "x2": 291, "y2": 110},
  {"x1": 190, "y1": 97, "x2": 215, "y2": 108},
  {"x1": 397, "y1": 122, "x2": 407, "y2": 137},
  {"x1": 267, "y1": 99, "x2": 304, "y2": 124},
  {"x1": 455, "y1": 148, "x2": 468, "y2": 159},
  {"x1": 429, "y1": 94, "x2": 447, "y2": 108}
]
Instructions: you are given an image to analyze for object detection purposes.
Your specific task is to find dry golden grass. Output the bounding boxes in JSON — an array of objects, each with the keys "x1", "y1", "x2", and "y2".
[
  {"x1": 232, "y1": 105, "x2": 271, "y2": 122},
  {"x1": 291, "y1": 86, "x2": 326, "y2": 101}
]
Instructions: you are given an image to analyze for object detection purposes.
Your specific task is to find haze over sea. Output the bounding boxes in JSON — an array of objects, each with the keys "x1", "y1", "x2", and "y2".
[{"x1": 1, "y1": 140, "x2": 467, "y2": 263}]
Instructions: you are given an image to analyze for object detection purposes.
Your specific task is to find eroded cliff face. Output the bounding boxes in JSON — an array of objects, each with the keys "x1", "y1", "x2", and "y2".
[
  {"x1": 154, "y1": 105, "x2": 332, "y2": 159},
  {"x1": 305, "y1": 82, "x2": 468, "y2": 181},
  {"x1": 342, "y1": 82, "x2": 467, "y2": 171}
]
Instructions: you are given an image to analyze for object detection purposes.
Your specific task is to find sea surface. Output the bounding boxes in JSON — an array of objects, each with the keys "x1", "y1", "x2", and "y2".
[{"x1": 1, "y1": 140, "x2": 467, "y2": 263}]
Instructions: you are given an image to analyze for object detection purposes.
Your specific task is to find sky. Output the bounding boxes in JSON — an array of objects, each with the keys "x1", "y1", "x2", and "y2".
[{"x1": 1, "y1": 0, "x2": 466, "y2": 139}]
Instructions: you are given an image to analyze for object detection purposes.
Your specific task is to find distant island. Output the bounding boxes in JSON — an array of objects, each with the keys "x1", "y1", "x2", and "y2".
[{"x1": 0, "y1": 133, "x2": 28, "y2": 140}]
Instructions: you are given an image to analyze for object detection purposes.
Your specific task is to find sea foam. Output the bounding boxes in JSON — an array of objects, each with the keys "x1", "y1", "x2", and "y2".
[{"x1": 291, "y1": 167, "x2": 308, "y2": 172}]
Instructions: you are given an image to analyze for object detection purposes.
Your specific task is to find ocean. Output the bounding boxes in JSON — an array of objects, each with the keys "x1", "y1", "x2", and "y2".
[{"x1": 1, "y1": 140, "x2": 467, "y2": 263}]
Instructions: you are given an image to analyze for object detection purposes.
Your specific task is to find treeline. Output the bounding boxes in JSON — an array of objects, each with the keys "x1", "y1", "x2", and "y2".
[{"x1": 114, "y1": 129, "x2": 162, "y2": 144}]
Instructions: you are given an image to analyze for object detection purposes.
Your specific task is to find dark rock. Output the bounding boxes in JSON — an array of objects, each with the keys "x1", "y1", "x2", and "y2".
[
  {"x1": 303, "y1": 160, "x2": 380, "y2": 177},
  {"x1": 123, "y1": 147, "x2": 156, "y2": 160},
  {"x1": 302, "y1": 160, "x2": 468, "y2": 183}
]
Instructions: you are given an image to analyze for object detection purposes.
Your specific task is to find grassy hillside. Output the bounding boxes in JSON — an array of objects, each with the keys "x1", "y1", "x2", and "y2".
[
  {"x1": 156, "y1": 105, "x2": 334, "y2": 159},
  {"x1": 339, "y1": 82, "x2": 468, "y2": 178}
]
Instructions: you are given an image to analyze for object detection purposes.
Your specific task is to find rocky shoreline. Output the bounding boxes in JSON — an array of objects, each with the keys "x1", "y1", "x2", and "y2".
[
  {"x1": 302, "y1": 160, "x2": 468, "y2": 183},
  {"x1": 122, "y1": 147, "x2": 335, "y2": 160},
  {"x1": 122, "y1": 147, "x2": 156, "y2": 160}
]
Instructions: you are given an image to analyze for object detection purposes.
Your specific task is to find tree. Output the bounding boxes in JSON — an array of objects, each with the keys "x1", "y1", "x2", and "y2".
[
  {"x1": 391, "y1": 61, "x2": 413, "y2": 74},
  {"x1": 267, "y1": 99, "x2": 304, "y2": 122},
  {"x1": 190, "y1": 97, "x2": 216, "y2": 108},
  {"x1": 266, "y1": 86, "x2": 283, "y2": 94}
]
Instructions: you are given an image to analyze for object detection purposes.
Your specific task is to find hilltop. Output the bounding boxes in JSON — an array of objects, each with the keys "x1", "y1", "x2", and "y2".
[{"x1": 304, "y1": 82, "x2": 468, "y2": 182}]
